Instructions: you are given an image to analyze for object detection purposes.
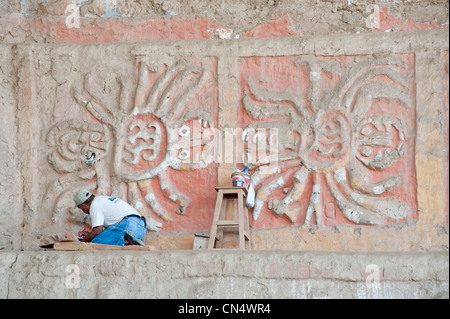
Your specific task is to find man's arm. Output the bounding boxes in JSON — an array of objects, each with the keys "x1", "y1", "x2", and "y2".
[{"x1": 81, "y1": 226, "x2": 103, "y2": 242}]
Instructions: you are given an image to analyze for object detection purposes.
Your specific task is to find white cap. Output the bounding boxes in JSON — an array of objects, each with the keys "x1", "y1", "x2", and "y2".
[{"x1": 74, "y1": 190, "x2": 92, "y2": 206}]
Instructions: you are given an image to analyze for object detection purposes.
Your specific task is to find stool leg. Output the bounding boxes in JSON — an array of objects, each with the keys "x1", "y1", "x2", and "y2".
[
  {"x1": 238, "y1": 190, "x2": 245, "y2": 249},
  {"x1": 208, "y1": 190, "x2": 224, "y2": 249},
  {"x1": 244, "y1": 205, "x2": 251, "y2": 249}
]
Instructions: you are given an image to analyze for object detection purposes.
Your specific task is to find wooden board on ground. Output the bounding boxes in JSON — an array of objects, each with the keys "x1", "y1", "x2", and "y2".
[
  {"x1": 54, "y1": 241, "x2": 156, "y2": 251},
  {"x1": 40, "y1": 233, "x2": 79, "y2": 248}
]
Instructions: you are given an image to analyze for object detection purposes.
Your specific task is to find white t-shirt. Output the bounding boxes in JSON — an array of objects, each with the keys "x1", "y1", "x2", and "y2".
[{"x1": 89, "y1": 196, "x2": 140, "y2": 228}]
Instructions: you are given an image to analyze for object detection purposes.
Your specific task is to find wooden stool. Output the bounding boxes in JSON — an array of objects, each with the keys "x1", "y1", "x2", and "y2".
[{"x1": 208, "y1": 187, "x2": 251, "y2": 249}]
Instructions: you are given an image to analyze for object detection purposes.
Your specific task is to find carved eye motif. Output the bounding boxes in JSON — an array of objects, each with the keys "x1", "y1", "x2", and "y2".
[{"x1": 355, "y1": 115, "x2": 406, "y2": 170}]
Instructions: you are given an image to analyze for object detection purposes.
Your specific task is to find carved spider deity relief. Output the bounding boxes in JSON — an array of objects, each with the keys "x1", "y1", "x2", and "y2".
[
  {"x1": 45, "y1": 56, "x2": 218, "y2": 232},
  {"x1": 239, "y1": 54, "x2": 417, "y2": 228}
]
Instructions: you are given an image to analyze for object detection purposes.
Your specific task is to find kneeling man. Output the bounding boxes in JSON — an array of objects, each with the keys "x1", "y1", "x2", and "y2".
[{"x1": 74, "y1": 190, "x2": 147, "y2": 246}]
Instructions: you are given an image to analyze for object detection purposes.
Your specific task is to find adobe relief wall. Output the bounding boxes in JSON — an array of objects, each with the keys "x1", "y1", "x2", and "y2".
[{"x1": 0, "y1": 0, "x2": 448, "y2": 251}]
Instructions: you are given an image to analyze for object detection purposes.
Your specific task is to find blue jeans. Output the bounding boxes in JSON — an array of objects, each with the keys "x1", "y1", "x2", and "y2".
[{"x1": 92, "y1": 215, "x2": 146, "y2": 246}]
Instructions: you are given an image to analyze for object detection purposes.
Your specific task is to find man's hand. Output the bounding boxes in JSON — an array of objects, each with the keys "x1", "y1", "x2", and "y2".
[{"x1": 81, "y1": 226, "x2": 103, "y2": 242}]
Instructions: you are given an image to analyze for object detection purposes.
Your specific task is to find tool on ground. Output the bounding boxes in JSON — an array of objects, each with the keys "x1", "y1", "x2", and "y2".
[{"x1": 125, "y1": 230, "x2": 145, "y2": 246}]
